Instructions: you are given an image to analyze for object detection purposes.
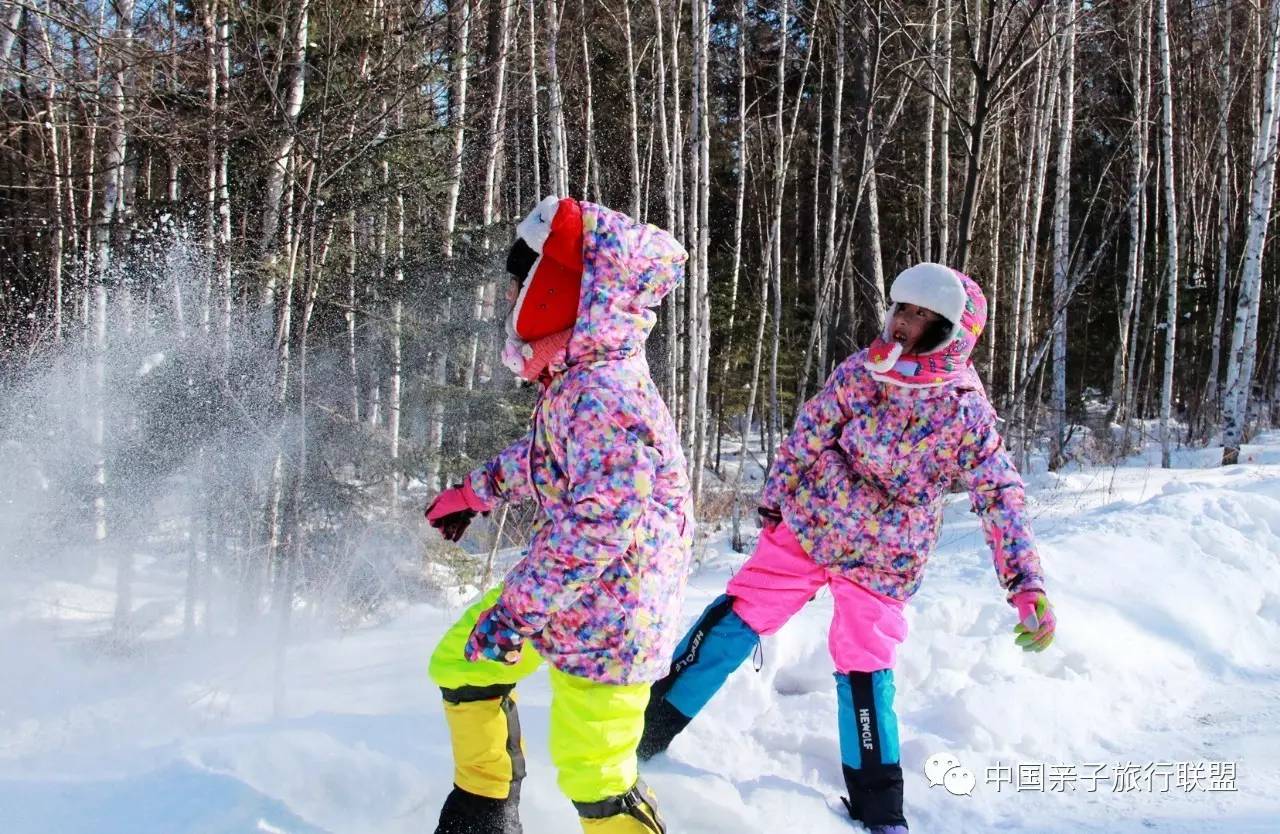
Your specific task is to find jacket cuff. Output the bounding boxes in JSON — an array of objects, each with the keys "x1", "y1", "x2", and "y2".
[
  {"x1": 491, "y1": 597, "x2": 540, "y2": 637},
  {"x1": 465, "y1": 467, "x2": 499, "y2": 509},
  {"x1": 461, "y1": 474, "x2": 493, "y2": 513},
  {"x1": 1005, "y1": 576, "x2": 1045, "y2": 604}
]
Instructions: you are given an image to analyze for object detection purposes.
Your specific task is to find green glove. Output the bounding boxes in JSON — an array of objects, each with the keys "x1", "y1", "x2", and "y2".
[{"x1": 1012, "y1": 591, "x2": 1056, "y2": 652}]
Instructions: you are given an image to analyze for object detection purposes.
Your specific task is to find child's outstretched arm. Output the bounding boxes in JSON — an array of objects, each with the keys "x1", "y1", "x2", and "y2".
[
  {"x1": 427, "y1": 431, "x2": 537, "y2": 543},
  {"x1": 761, "y1": 352, "x2": 874, "y2": 512},
  {"x1": 496, "y1": 389, "x2": 657, "y2": 631},
  {"x1": 468, "y1": 429, "x2": 538, "y2": 507},
  {"x1": 954, "y1": 400, "x2": 1045, "y2": 600}
]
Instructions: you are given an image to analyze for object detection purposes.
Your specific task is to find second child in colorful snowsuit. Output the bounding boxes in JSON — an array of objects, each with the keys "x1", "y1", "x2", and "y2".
[
  {"x1": 424, "y1": 197, "x2": 694, "y2": 834},
  {"x1": 637, "y1": 263, "x2": 1056, "y2": 834}
]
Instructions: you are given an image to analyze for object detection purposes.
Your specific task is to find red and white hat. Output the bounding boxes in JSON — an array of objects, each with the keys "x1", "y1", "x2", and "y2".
[{"x1": 505, "y1": 195, "x2": 584, "y2": 342}]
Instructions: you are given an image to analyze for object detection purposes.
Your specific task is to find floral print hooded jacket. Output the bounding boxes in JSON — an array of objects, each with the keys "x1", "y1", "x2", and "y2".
[
  {"x1": 761, "y1": 271, "x2": 1044, "y2": 603},
  {"x1": 468, "y1": 202, "x2": 694, "y2": 685}
]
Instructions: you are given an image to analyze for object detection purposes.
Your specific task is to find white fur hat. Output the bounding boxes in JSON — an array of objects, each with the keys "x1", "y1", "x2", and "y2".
[
  {"x1": 516, "y1": 195, "x2": 561, "y2": 254},
  {"x1": 889, "y1": 262, "x2": 967, "y2": 325}
]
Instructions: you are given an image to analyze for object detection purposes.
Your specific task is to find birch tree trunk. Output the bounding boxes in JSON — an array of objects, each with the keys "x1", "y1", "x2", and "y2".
[
  {"x1": 939, "y1": 0, "x2": 952, "y2": 261},
  {"x1": 822, "y1": 1, "x2": 845, "y2": 360},
  {"x1": 95, "y1": 0, "x2": 134, "y2": 542},
  {"x1": 166, "y1": 0, "x2": 180, "y2": 207},
  {"x1": 579, "y1": 3, "x2": 597, "y2": 199},
  {"x1": 1123, "y1": 174, "x2": 1150, "y2": 433},
  {"x1": 203, "y1": 0, "x2": 219, "y2": 333},
  {"x1": 346, "y1": 211, "x2": 360, "y2": 423},
  {"x1": 684, "y1": 0, "x2": 700, "y2": 447},
  {"x1": 732, "y1": 268, "x2": 772, "y2": 553},
  {"x1": 683, "y1": 0, "x2": 712, "y2": 503},
  {"x1": 477, "y1": 0, "x2": 512, "y2": 388},
  {"x1": 670, "y1": 1, "x2": 686, "y2": 429},
  {"x1": 1123, "y1": 1, "x2": 1154, "y2": 434},
  {"x1": 1014, "y1": 36, "x2": 1059, "y2": 467},
  {"x1": 718, "y1": 0, "x2": 749, "y2": 487},
  {"x1": 430, "y1": 0, "x2": 472, "y2": 491},
  {"x1": 1110, "y1": 0, "x2": 1150, "y2": 423},
  {"x1": 696, "y1": 0, "x2": 712, "y2": 502},
  {"x1": 623, "y1": 2, "x2": 642, "y2": 218},
  {"x1": 923, "y1": 0, "x2": 938, "y2": 261},
  {"x1": 985, "y1": 124, "x2": 1001, "y2": 386},
  {"x1": 1155, "y1": 0, "x2": 1180, "y2": 468},
  {"x1": 443, "y1": 0, "x2": 471, "y2": 258},
  {"x1": 36, "y1": 7, "x2": 64, "y2": 342},
  {"x1": 527, "y1": 0, "x2": 542, "y2": 200},
  {"x1": 809, "y1": 49, "x2": 826, "y2": 386},
  {"x1": 271, "y1": 163, "x2": 322, "y2": 714},
  {"x1": 1050, "y1": 0, "x2": 1077, "y2": 470},
  {"x1": 953, "y1": 8, "x2": 995, "y2": 273},
  {"x1": 91, "y1": 0, "x2": 135, "y2": 635},
  {"x1": 257, "y1": 0, "x2": 310, "y2": 310},
  {"x1": 1203, "y1": 4, "x2": 1233, "y2": 427},
  {"x1": 651, "y1": 0, "x2": 678, "y2": 408},
  {"x1": 857, "y1": 3, "x2": 885, "y2": 310},
  {"x1": 388, "y1": 182, "x2": 405, "y2": 502},
  {"x1": 545, "y1": 0, "x2": 569, "y2": 196},
  {"x1": 1223, "y1": 0, "x2": 1280, "y2": 464},
  {"x1": 1006, "y1": 52, "x2": 1045, "y2": 404},
  {"x1": 0, "y1": 2, "x2": 22, "y2": 81},
  {"x1": 329, "y1": 0, "x2": 374, "y2": 424},
  {"x1": 767, "y1": 0, "x2": 790, "y2": 471},
  {"x1": 255, "y1": 155, "x2": 300, "y2": 630},
  {"x1": 216, "y1": 1, "x2": 232, "y2": 363}
]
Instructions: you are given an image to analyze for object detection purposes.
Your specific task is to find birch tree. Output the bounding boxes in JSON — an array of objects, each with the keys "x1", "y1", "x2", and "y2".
[
  {"x1": 1154, "y1": 0, "x2": 1180, "y2": 468},
  {"x1": 545, "y1": 0, "x2": 569, "y2": 196},
  {"x1": 1223, "y1": 0, "x2": 1280, "y2": 464},
  {"x1": 257, "y1": 0, "x2": 311, "y2": 310},
  {"x1": 1049, "y1": 0, "x2": 1076, "y2": 470},
  {"x1": 1109, "y1": 0, "x2": 1151, "y2": 424},
  {"x1": 1202, "y1": 4, "x2": 1234, "y2": 428}
]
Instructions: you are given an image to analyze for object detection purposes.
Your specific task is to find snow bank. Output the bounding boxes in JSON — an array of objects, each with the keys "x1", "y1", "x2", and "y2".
[{"x1": 2, "y1": 450, "x2": 1278, "y2": 832}]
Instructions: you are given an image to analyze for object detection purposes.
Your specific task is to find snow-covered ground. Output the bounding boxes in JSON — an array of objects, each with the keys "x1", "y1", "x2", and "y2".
[{"x1": 3, "y1": 437, "x2": 1279, "y2": 833}]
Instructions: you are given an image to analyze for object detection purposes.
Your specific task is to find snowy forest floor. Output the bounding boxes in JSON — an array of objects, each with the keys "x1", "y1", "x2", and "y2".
[{"x1": 2, "y1": 436, "x2": 1280, "y2": 833}]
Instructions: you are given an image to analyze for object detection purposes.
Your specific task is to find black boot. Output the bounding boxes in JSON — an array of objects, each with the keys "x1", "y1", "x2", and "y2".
[
  {"x1": 638, "y1": 595, "x2": 759, "y2": 760},
  {"x1": 840, "y1": 763, "x2": 907, "y2": 830},
  {"x1": 435, "y1": 785, "x2": 523, "y2": 834},
  {"x1": 835, "y1": 670, "x2": 908, "y2": 829},
  {"x1": 637, "y1": 696, "x2": 693, "y2": 761}
]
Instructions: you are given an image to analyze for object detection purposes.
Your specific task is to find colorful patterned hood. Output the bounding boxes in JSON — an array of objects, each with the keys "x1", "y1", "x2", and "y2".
[
  {"x1": 556, "y1": 202, "x2": 688, "y2": 370},
  {"x1": 865, "y1": 265, "x2": 988, "y2": 388}
]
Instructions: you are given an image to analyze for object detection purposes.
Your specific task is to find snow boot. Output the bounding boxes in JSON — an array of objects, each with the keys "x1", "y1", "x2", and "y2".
[
  {"x1": 574, "y1": 780, "x2": 666, "y2": 833},
  {"x1": 638, "y1": 595, "x2": 759, "y2": 760},
  {"x1": 836, "y1": 671, "x2": 908, "y2": 830},
  {"x1": 434, "y1": 683, "x2": 525, "y2": 834},
  {"x1": 435, "y1": 786, "x2": 522, "y2": 834}
]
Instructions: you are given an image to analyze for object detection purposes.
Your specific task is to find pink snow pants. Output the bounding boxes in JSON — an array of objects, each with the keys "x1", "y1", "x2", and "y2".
[{"x1": 726, "y1": 521, "x2": 908, "y2": 673}]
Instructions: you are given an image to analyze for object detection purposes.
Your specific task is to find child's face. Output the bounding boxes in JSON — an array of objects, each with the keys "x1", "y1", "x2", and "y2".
[{"x1": 891, "y1": 302, "x2": 941, "y2": 354}]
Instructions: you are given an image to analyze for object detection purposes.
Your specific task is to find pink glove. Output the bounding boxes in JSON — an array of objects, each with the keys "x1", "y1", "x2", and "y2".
[
  {"x1": 425, "y1": 477, "x2": 491, "y2": 542},
  {"x1": 464, "y1": 604, "x2": 533, "y2": 665},
  {"x1": 1012, "y1": 590, "x2": 1056, "y2": 652}
]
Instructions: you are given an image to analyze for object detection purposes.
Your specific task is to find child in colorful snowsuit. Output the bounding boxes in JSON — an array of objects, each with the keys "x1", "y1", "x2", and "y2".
[
  {"x1": 424, "y1": 196, "x2": 694, "y2": 834},
  {"x1": 637, "y1": 263, "x2": 1056, "y2": 833}
]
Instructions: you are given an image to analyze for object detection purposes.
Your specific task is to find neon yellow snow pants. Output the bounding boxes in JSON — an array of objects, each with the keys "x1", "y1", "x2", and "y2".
[{"x1": 428, "y1": 586, "x2": 652, "y2": 805}]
